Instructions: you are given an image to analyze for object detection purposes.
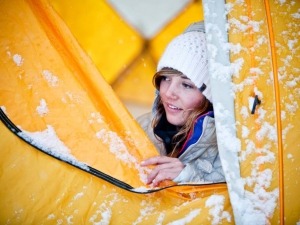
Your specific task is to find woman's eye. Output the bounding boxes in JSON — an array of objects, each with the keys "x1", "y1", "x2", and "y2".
[
  {"x1": 161, "y1": 76, "x2": 171, "y2": 81},
  {"x1": 182, "y1": 83, "x2": 194, "y2": 89}
]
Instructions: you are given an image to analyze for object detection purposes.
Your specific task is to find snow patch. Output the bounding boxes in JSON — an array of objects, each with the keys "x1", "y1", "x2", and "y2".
[
  {"x1": 205, "y1": 195, "x2": 231, "y2": 225},
  {"x1": 241, "y1": 125, "x2": 249, "y2": 138},
  {"x1": 42, "y1": 70, "x2": 59, "y2": 87},
  {"x1": 287, "y1": 39, "x2": 298, "y2": 51},
  {"x1": 73, "y1": 192, "x2": 84, "y2": 200},
  {"x1": 166, "y1": 209, "x2": 201, "y2": 225},
  {"x1": 19, "y1": 125, "x2": 89, "y2": 170},
  {"x1": 47, "y1": 214, "x2": 56, "y2": 220},
  {"x1": 292, "y1": 9, "x2": 300, "y2": 18},
  {"x1": 89, "y1": 193, "x2": 120, "y2": 225},
  {"x1": 256, "y1": 122, "x2": 277, "y2": 142},
  {"x1": 89, "y1": 112, "x2": 103, "y2": 124},
  {"x1": 250, "y1": 67, "x2": 263, "y2": 76},
  {"x1": 240, "y1": 106, "x2": 249, "y2": 119},
  {"x1": 36, "y1": 99, "x2": 49, "y2": 116},
  {"x1": 13, "y1": 54, "x2": 24, "y2": 66},
  {"x1": 132, "y1": 200, "x2": 156, "y2": 225},
  {"x1": 287, "y1": 153, "x2": 294, "y2": 161},
  {"x1": 95, "y1": 129, "x2": 150, "y2": 183},
  {"x1": 0, "y1": 106, "x2": 7, "y2": 114},
  {"x1": 96, "y1": 129, "x2": 136, "y2": 165}
]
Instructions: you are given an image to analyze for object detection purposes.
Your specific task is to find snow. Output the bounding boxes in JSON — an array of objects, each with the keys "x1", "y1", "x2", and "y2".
[
  {"x1": 47, "y1": 214, "x2": 55, "y2": 220},
  {"x1": 131, "y1": 186, "x2": 157, "y2": 193},
  {"x1": 95, "y1": 129, "x2": 136, "y2": 165},
  {"x1": 205, "y1": 195, "x2": 231, "y2": 225},
  {"x1": 292, "y1": 9, "x2": 300, "y2": 18},
  {"x1": 227, "y1": 42, "x2": 242, "y2": 54},
  {"x1": 89, "y1": 193, "x2": 120, "y2": 225},
  {"x1": 240, "y1": 106, "x2": 249, "y2": 119},
  {"x1": 42, "y1": 69, "x2": 59, "y2": 87},
  {"x1": 285, "y1": 101, "x2": 299, "y2": 114},
  {"x1": 132, "y1": 200, "x2": 156, "y2": 225},
  {"x1": 286, "y1": 77, "x2": 298, "y2": 88},
  {"x1": 250, "y1": 67, "x2": 263, "y2": 75},
  {"x1": 166, "y1": 209, "x2": 200, "y2": 225},
  {"x1": 255, "y1": 122, "x2": 277, "y2": 141},
  {"x1": 89, "y1": 112, "x2": 104, "y2": 124},
  {"x1": 156, "y1": 213, "x2": 165, "y2": 225},
  {"x1": 13, "y1": 54, "x2": 23, "y2": 66},
  {"x1": 214, "y1": 103, "x2": 241, "y2": 155},
  {"x1": 19, "y1": 125, "x2": 89, "y2": 171},
  {"x1": 1, "y1": 0, "x2": 298, "y2": 224},
  {"x1": 36, "y1": 98, "x2": 49, "y2": 116},
  {"x1": 241, "y1": 125, "x2": 249, "y2": 138},
  {"x1": 95, "y1": 128, "x2": 150, "y2": 183},
  {"x1": 202, "y1": 0, "x2": 297, "y2": 223},
  {"x1": 287, "y1": 38, "x2": 298, "y2": 51},
  {"x1": 73, "y1": 192, "x2": 84, "y2": 200},
  {"x1": 0, "y1": 105, "x2": 7, "y2": 114},
  {"x1": 248, "y1": 96, "x2": 255, "y2": 112},
  {"x1": 277, "y1": 0, "x2": 286, "y2": 5}
]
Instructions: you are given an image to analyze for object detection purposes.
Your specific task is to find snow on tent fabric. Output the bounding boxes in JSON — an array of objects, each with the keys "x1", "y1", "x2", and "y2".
[
  {"x1": 0, "y1": 0, "x2": 299, "y2": 224},
  {"x1": 0, "y1": 0, "x2": 231, "y2": 224}
]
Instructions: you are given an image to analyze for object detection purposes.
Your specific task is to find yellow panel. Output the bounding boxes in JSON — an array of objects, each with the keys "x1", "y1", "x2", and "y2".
[
  {"x1": 0, "y1": 0, "x2": 155, "y2": 187},
  {"x1": 113, "y1": 51, "x2": 156, "y2": 105},
  {"x1": 114, "y1": 1, "x2": 204, "y2": 106},
  {"x1": 150, "y1": 1, "x2": 204, "y2": 63},
  {"x1": 227, "y1": 0, "x2": 300, "y2": 223},
  {"x1": 49, "y1": 0, "x2": 144, "y2": 84},
  {"x1": 270, "y1": 1, "x2": 300, "y2": 223}
]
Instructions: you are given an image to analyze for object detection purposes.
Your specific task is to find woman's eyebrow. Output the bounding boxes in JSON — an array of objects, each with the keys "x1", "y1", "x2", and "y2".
[{"x1": 180, "y1": 75, "x2": 190, "y2": 80}]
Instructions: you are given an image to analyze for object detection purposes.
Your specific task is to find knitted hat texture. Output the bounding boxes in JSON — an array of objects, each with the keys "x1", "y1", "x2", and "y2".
[{"x1": 157, "y1": 23, "x2": 211, "y2": 102}]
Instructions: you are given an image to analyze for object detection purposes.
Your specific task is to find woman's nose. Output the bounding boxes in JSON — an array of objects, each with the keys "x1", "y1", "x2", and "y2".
[{"x1": 165, "y1": 83, "x2": 178, "y2": 99}]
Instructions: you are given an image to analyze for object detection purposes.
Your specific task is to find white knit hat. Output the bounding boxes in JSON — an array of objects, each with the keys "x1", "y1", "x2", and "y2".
[{"x1": 157, "y1": 22, "x2": 212, "y2": 102}]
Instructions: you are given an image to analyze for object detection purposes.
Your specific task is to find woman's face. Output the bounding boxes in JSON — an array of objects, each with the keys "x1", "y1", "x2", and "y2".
[{"x1": 159, "y1": 74, "x2": 205, "y2": 126}]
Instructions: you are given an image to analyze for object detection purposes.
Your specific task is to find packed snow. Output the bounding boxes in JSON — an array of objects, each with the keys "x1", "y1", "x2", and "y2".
[{"x1": 18, "y1": 125, "x2": 89, "y2": 171}]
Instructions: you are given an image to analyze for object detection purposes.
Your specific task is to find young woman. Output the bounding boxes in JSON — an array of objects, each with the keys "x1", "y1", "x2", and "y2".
[{"x1": 137, "y1": 22, "x2": 225, "y2": 187}]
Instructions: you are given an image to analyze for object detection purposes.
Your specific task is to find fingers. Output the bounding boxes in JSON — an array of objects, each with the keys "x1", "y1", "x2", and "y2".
[
  {"x1": 141, "y1": 156, "x2": 175, "y2": 166},
  {"x1": 146, "y1": 163, "x2": 173, "y2": 184},
  {"x1": 147, "y1": 168, "x2": 175, "y2": 186},
  {"x1": 141, "y1": 156, "x2": 184, "y2": 187}
]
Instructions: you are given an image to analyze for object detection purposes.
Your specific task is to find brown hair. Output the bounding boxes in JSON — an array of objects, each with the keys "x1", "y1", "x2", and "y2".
[{"x1": 152, "y1": 68, "x2": 211, "y2": 157}]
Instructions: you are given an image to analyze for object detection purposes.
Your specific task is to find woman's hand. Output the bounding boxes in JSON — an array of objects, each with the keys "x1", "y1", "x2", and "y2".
[{"x1": 141, "y1": 156, "x2": 184, "y2": 187}]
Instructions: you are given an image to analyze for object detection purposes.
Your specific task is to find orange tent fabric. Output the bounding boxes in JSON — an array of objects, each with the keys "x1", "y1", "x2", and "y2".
[{"x1": 0, "y1": 0, "x2": 231, "y2": 224}]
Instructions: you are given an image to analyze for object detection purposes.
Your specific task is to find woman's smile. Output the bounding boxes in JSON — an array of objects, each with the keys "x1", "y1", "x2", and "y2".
[{"x1": 166, "y1": 103, "x2": 182, "y2": 111}]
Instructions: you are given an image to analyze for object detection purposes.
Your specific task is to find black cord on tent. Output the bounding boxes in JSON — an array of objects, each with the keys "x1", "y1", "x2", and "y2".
[
  {"x1": 0, "y1": 108, "x2": 225, "y2": 194},
  {"x1": 251, "y1": 95, "x2": 261, "y2": 114}
]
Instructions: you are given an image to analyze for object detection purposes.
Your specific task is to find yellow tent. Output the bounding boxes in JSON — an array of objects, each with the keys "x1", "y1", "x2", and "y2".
[
  {"x1": 48, "y1": 0, "x2": 205, "y2": 112},
  {"x1": 0, "y1": 0, "x2": 299, "y2": 224}
]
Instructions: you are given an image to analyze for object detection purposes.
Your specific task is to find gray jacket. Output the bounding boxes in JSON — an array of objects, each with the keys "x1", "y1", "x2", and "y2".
[{"x1": 137, "y1": 112, "x2": 225, "y2": 184}]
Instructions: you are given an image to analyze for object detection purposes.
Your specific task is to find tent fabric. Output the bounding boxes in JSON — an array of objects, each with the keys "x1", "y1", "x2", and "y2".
[
  {"x1": 0, "y1": 0, "x2": 232, "y2": 224},
  {"x1": 1, "y1": 0, "x2": 300, "y2": 224},
  {"x1": 228, "y1": 1, "x2": 300, "y2": 224},
  {"x1": 0, "y1": 117, "x2": 231, "y2": 224},
  {"x1": 49, "y1": 0, "x2": 204, "y2": 106},
  {"x1": 205, "y1": 0, "x2": 300, "y2": 224}
]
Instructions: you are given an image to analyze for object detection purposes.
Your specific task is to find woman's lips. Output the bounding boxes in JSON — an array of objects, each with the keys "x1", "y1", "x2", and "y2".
[{"x1": 165, "y1": 103, "x2": 182, "y2": 112}]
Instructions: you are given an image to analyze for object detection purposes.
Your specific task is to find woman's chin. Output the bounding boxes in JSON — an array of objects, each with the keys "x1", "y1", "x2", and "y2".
[{"x1": 166, "y1": 114, "x2": 185, "y2": 126}]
